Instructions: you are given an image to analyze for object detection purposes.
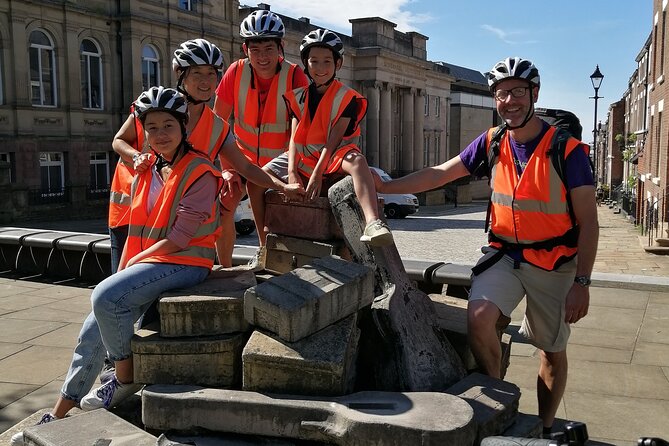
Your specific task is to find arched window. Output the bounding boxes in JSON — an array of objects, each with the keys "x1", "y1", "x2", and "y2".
[
  {"x1": 142, "y1": 45, "x2": 160, "y2": 91},
  {"x1": 80, "y1": 38, "x2": 103, "y2": 109},
  {"x1": 29, "y1": 30, "x2": 57, "y2": 106}
]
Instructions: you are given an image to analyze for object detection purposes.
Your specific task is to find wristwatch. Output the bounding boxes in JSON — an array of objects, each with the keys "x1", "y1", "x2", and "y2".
[
  {"x1": 574, "y1": 275, "x2": 592, "y2": 287},
  {"x1": 132, "y1": 153, "x2": 141, "y2": 163}
]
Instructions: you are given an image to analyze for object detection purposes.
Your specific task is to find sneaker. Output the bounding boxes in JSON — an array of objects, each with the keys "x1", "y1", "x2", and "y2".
[
  {"x1": 10, "y1": 413, "x2": 58, "y2": 445},
  {"x1": 79, "y1": 376, "x2": 143, "y2": 411},
  {"x1": 359, "y1": 219, "x2": 394, "y2": 247},
  {"x1": 247, "y1": 246, "x2": 266, "y2": 270},
  {"x1": 99, "y1": 357, "x2": 115, "y2": 384}
]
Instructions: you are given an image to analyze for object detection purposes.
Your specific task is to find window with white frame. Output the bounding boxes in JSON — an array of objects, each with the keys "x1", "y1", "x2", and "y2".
[
  {"x1": 29, "y1": 30, "x2": 57, "y2": 106},
  {"x1": 142, "y1": 45, "x2": 160, "y2": 91},
  {"x1": 434, "y1": 96, "x2": 440, "y2": 117},
  {"x1": 89, "y1": 151, "x2": 109, "y2": 191},
  {"x1": 81, "y1": 39, "x2": 103, "y2": 109},
  {"x1": 423, "y1": 135, "x2": 430, "y2": 167},
  {"x1": 424, "y1": 94, "x2": 429, "y2": 116},
  {"x1": 39, "y1": 152, "x2": 65, "y2": 195},
  {"x1": 179, "y1": 0, "x2": 197, "y2": 11}
]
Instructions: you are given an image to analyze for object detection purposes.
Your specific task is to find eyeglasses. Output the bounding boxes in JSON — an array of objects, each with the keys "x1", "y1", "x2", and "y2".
[{"x1": 493, "y1": 87, "x2": 530, "y2": 101}]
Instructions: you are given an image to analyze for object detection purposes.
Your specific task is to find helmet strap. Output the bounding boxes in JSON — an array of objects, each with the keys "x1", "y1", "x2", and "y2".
[
  {"x1": 505, "y1": 85, "x2": 535, "y2": 131},
  {"x1": 176, "y1": 68, "x2": 211, "y2": 105}
]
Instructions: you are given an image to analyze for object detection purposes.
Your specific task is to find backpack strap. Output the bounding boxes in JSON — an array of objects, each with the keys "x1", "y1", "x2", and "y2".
[{"x1": 484, "y1": 125, "x2": 507, "y2": 233}]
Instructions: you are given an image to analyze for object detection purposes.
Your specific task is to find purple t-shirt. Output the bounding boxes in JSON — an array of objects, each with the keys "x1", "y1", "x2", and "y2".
[{"x1": 459, "y1": 121, "x2": 594, "y2": 190}]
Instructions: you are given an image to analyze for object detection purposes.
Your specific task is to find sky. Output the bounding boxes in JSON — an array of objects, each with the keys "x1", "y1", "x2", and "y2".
[{"x1": 254, "y1": 0, "x2": 653, "y2": 144}]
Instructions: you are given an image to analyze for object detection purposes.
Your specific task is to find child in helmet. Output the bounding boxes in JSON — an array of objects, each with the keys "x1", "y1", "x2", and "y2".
[
  {"x1": 214, "y1": 9, "x2": 309, "y2": 261},
  {"x1": 11, "y1": 87, "x2": 223, "y2": 445},
  {"x1": 282, "y1": 29, "x2": 393, "y2": 246}
]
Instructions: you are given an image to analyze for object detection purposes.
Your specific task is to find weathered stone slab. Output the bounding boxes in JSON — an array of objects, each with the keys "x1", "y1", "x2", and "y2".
[
  {"x1": 159, "y1": 270, "x2": 256, "y2": 337},
  {"x1": 244, "y1": 255, "x2": 373, "y2": 342},
  {"x1": 242, "y1": 314, "x2": 359, "y2": 396},
  {"x1": 142, "y1": 386, "x2": 477, "y2": 445},
  {"x1": 328, "y1": 176, "x2": 466, "y2": 391},
  {"x1": 500, "y1": 412, "x2": 543, "y2": 439},
  {"x1": 446, "y1": 372, "x2": 521, "y2": 444},
  {"x1": 132, "y1": 327, "x2": 246, "y2": 387},
  {"x1": 264, "y1": 191, "x2": 343, "y2": 241},
  {"x1": 264, "y1": 233, "x2": 351, "y2": 275},
  {"x1": 22, "y1": 407, "x2": 157, "y2": 446}
]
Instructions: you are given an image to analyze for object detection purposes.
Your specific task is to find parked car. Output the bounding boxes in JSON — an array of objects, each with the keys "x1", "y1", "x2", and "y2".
[
  {"x1": 234, "y1": 195, "x2": 255, "y2": 235},
  {"x1": 370, "y1": 167, "x2": 420, "y2": 219}
]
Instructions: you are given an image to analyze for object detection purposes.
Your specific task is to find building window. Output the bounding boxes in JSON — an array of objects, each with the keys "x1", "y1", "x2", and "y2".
[
  {"x1": 39, "y1": 152, "x2": 65, "y2": 195},
  {"x1": 0, "y1": 54, "x2": 4, "y2": 105},
  {"x1": 81, "y1": 39, "x2": 103, "y2": 109},
  {"x1": 656, "y1": 112, "x2": 662, "y2": 176},
  {"x1": 0, "y1": 152, "x2": 13, "y2": 183},
  {"x1": 424, "y1": 94, "x2": 429, "y2": 116},
  {"x1": 179, "y1": 0, "x2": 197, "y2": 11},
  {"x1": 662, "y1": 11, "x2": 666, "y2": 76},
  {"x1": 29, "y1": 30, "x2": 57, "y2": 107},
  {"x1": 392, "y1": 136, "x2": 399, "y2": 171},
  {"x1": 423, "y1": 135, "x2": 430, "y2": 167},
  {"x1": 434, "y1": 96, "x2": 440, "y2": 117},
  {"x1": 435, "y1": 134, "x2": 441, "y2": 165},
  {"x1": 142, "y1": 45, "x2": 160, "y2": 91},
  {"x1": 89, "y1": 151, "x2": 110, "y2": 190}
]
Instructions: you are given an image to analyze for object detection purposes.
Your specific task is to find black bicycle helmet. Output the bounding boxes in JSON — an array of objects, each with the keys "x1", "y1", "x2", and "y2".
[
  {"x1": 300, "y1": 28, "x2": 344, "y2": 62},
  {"x1": 172, "y1": 38, "x2": 225, "y2": 71},
  {"x1": 487, "y1": 57, "x2": 540, "y2": 91},
  {"x1": 240, "y1": 10, "x2": 285, "y2": 40},
  {"x1": 133, "y1": 86, "x2": 188, "y2": 124}
]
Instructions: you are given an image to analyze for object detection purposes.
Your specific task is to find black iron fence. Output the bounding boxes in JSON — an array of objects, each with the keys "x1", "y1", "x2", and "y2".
[
  {"x1": 641, "y1": 190, "x2": 668, "y2": 246},
  {"x1": 610, "y1": 186, "x2": 637, "y2": 223},
  {"x1": 27, "y1": 187, "x2": 69, "y2": 205}
]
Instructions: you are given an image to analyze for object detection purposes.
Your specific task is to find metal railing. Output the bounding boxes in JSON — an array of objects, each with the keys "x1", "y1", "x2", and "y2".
[
  {"x1": 27, "y1": 187, "x2": 69, "y2": 205},
  {"x1": 641, "y1": 190, "x2": 668, "y2": 246},
  {"x1": 610, "y1": 185, "x2": 637, "y2": 223}
]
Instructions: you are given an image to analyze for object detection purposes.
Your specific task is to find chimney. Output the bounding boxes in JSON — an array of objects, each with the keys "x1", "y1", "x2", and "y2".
[{"x1": 257, "y1": 3, "x2": 270, "y2": 10}]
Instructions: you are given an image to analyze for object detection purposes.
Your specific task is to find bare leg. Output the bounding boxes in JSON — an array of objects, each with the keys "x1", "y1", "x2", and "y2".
[
  {"x1": 537, "y1": 349, "x2": 568, "y2": 429},
  {"x1": 246, "y1": 181, "x2": 269, "y2": 247},
  {"x1": 216, "y1": 204, "x2": 240, "y2": 268},
  {"x1": 114, "y1": 357, "x2": 134, "y2": 384},
  {"x1": 340, "y1": 152, "x2": 380, "y2": 225},
  {"x1": 52, "y1": 397, "x2": 77, "y2": 419},
  {"x1": 467, "y1": 299, "x2": 503, "y2": 378}
]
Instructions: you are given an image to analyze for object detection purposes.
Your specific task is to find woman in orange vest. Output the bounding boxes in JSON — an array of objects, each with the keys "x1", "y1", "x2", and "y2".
[
  {"x1": 282, "y1": 29, "x2": 393, "y2": 246},
  {"x1": 11, "y1": 87, "x2": 223, "y2": 443}
]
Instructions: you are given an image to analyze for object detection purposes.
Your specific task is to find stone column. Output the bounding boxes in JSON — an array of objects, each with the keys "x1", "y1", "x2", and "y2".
[
  {"x1": 379, "y1": 83, "x2": 393, "y2": 173},
  {"x1": 401, "y1": 88, "x2": 415, "y2": 174},
  {"x1": 413, "y1": 90, "x2": 425, "y2": 169},
  {"x1": 364, "y1": 81, "x2": 381, "y2": 168}
]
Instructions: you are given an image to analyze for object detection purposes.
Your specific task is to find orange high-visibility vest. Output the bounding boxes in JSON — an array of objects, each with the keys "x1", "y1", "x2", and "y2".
[
  {"x1": 486, "y1": 125, "x2": 588, "y2": 270},
  {"x1": 108, "y1": 107, "x2": 228, "y2": 228},
  {"x1": 233, "y1": 58, "x2": 297, "y2": 166},
  {"x1": 125, "y1": 151, "x2": 222, "y2": 269},
  {"x1": 284, "y1": 80, "x2": 367, "y2": 176},
  {"x1": 108, "y1": 111, "x2": 145, "y2": 228}
]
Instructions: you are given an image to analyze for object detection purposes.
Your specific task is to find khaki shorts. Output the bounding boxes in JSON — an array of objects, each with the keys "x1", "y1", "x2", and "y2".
[{"x1": 469, "y1": 247, "x2": 577, "y2": 352}]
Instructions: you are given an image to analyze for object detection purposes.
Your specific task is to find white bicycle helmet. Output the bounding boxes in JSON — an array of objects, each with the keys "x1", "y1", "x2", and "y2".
[
  {"x1": 487, "y1": 57, "x2": 540, "y2": 90},
  {"x1": 172, "y1": 38, "x2": 225, "y2": 71},
  {"x1": 300, "y1": 29, "x2": 344, "y2": 61},
  {"x1": 240, "y1": 10, "x2": 285, "y2": 40},
  {"x1": 134, "y1": 87, "x2": 188, "y2": 123}
]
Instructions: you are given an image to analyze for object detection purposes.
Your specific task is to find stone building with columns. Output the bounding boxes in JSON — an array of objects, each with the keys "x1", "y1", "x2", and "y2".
[{"x1": 0, "y1": 0, "x2": 493, "y2": 222}]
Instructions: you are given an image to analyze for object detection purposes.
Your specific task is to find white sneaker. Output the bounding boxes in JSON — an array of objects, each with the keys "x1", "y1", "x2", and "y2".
[
  {"x1": 359, "y1": 219, "x2": 394, "y2": 247},
  {"x1": 10, "y1": 413, "x2": 58, "y2": 445},
  {"x1": 79, "y1": 376, "x2": 143, "y2": 411}
]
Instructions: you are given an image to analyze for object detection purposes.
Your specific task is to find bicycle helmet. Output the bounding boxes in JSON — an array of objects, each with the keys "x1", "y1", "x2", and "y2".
[
  {"x1": 172, "y1": 38, "x2": 225, "y2": 71},
  {"x1": 300, "y1": 29, "x2": 344, "y2": 61},
  {"x1": 240, "y1": 10, "x2": 285, "y2": 40},
  {"x1": 133, "y1": 86, "x2": 188, "y2": 124},
  {"x1": 487, "y1": 57, "x2": 540, "y2": 90}
]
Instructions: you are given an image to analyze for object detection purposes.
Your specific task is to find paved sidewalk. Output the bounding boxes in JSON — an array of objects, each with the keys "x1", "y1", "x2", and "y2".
[{"x1": 0, "y1": 205, "x2": 668, "y2": 445}]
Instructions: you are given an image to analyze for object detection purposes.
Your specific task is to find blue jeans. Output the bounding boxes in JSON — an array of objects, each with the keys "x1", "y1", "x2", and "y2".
[
  {"x1": 108, "y1": 225, "x2": 128, "y2": 274},
  {"x1": 60, "y1": 262, "x2": 209, "y2": 402}
]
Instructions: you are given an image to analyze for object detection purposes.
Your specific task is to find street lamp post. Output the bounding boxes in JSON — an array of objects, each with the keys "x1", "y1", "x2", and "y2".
[{"x1": 590, "y1": 65, "x2": 604, "y2": 185}]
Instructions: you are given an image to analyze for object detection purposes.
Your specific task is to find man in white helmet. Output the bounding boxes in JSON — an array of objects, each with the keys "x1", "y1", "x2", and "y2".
[
  {"x1": 373, "y1": 57, "x2": 598, "y2": 437},
  {"x1": 214, "y1": 9, "x2": 309, "y2": 265}
]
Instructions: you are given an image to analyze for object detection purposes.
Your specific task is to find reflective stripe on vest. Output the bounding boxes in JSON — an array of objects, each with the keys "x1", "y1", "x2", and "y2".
[
  {"x1": 125, "y1": 151, "x2": 222, "y2": 269},
  {"x1": 189, "y1": 106, "x2": 229, "y2": 162},
  {"x1": 284, "y1": 81, "x2": 368, "y2": 176},
  {"x1": 233, "y1": 59, "x2": 295, "y2": 165},
  {"x1": 487, "y1": 125, "x2": 583, "y2": 270},
  {"x1": 108, "y1": 111, "x2": 145, "y2": 228}
]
